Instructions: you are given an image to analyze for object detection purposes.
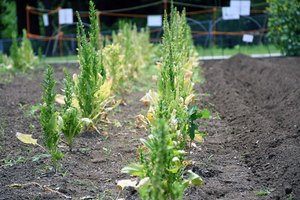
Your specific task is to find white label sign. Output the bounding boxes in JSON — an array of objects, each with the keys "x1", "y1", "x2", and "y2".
[
  {"x1": 243, "y1": 34, "x2": 254, "y2": 43},
  {"x1": 223, "y1": 0, "x2": 251, "y2": 19},
  {"x1": 240, "y1": 0, "x2": 251, "y2": 16},
  {"x1": 43, "y1": 14, "x2": 49, "y2": 26},
  {"x1": 222, "y1": 7, "x2": 240, "y2": 20},
  {"x1": 59, "y1": 8, "x2": 73, "y2": 25},
  {"x1": 147, "y1": 15, "x2": 162, "y2": 27}
]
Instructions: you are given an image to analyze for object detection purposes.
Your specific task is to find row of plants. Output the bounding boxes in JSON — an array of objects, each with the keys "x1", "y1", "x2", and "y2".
[
  {"x1": 0, "y1": 30, "x2": 38, "y2": 72},
  {"x1": 119, "y1": 7, "x2": 209, "y2": 199},
  {"x1": 16, "y1": 0, "x2": 155, "y2": 172},
  {"x1": 15, "y1": 1, "x2": 208, "y2": 198}
]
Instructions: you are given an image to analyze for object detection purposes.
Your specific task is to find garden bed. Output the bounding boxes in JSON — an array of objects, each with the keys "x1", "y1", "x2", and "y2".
[{"x1": 0, "y1": 55, "x2": 299, "y2": 199}]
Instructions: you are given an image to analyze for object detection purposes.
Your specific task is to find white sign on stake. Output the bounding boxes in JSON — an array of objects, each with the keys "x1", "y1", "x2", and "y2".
[
  {"x1": 43, "y1": 14, "x2": 49, "y2": 26},
  {"x1": 59, "y1": 8, "x2": 73, "y2": 25},
  {"x1": 243, "y1": 34, "x2": 254, "y2": 43},
  {"x1": 222, "y1": 7, "x2": 240, "y2": 20},
  {"x1": 147, "y1": 15, "x2": 162, "y2": 27}
]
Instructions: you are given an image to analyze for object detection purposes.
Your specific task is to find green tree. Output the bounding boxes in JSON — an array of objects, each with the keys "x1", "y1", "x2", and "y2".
[
  {"x1": 267, "y1": 0, "x2": 300, "y2": 56},
  {"x1": 0, "y1": 0, "x2": 17, "y2": 38}
]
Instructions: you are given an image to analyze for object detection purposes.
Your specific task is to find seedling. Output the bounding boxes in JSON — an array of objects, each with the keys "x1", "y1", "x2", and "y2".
[
  {"x1": 40, "y1": 66, "x2": 63, "y2": 172},
  {"x1": 10, "y1": 30, "x2": 37, "y2": 71},
  {"x1": 120, "y1": 120, "x2": 202, "y2": 199},
  {"x1": 61, "y1": 69, "x2": 81, "y2": 150},
  {"x1": 75, "y1": 1, "x2": 112, "y2": 126}
]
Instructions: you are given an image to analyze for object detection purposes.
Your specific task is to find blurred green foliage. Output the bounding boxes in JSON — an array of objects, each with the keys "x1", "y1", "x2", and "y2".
[
  {"x1": 0, "y1": 0, "x2": 17, "y2": 38},
  {"x1": 267, "y1": 0, "x2": 300, "y2": 56}
]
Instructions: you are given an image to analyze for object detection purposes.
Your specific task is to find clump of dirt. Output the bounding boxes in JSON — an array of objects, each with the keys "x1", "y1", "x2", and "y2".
[{"x1": 203, "y1": 54, "x2": 300, "y2": 199}]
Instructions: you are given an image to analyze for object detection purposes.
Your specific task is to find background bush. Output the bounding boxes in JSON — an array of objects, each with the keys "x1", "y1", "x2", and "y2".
[{"x1": 267, "y1": 0, "x2": 300, "y2": 56}]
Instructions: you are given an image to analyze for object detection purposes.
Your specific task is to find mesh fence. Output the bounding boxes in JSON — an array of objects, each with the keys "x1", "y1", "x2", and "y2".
[{"x1": 0, "y1": 2, "x2": 275, "y2": 57}]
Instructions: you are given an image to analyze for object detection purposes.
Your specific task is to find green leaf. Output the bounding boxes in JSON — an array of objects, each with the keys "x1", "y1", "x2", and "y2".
[
  {"x1": 189, "y1": 123, "x2": 198, "y2": 140},
  {"x1": 121, "y1": 163, "x2": 145, "y2": 177},
  {"x1": 187, "y1": 170, "x2": 203, "y2": 187},
  {"x1": 199, "y1": 109, "x2": 210, "y2": 119},
  {"x1": 80, "y1": 118, "x2": 93, "y2": 126},
  {"x1": 167, "y1": 166, "x2": 180, "y2": 173},
  {"x1": 53, "y1": 151, "x2": 64, "y2": 160}
]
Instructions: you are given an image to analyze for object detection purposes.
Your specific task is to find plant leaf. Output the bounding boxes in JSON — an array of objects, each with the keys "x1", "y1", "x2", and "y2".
[
  {"x1": 187, "y1": 170, "x2": 203, "y2": 187},
  {"x1": 55, "y1": 94, "x2": 65, "y2": 105},
  {"x1": 194, "y1": 134, "x2": 204, "y2": 143},
  {"x1": 81, "y1": 118, "x2": 93, "y2": 126},
  {"x1": 121, "y1": 163, "x2": 145, "y2": 177},
  {"x1": 136, "y1": 177, "x2": 150, "y2": 188},
  {"x1": 116, "y1": 179, "x2": 137, "y2": 190},
  {"x1": 16, "y1": 132, "x2": 38, "y2": 145},
  {"x1": 199, "y1": 109, "x2": 210, "y2": 119}
]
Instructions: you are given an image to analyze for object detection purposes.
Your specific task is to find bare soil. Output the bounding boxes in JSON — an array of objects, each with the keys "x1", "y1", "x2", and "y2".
[{"x1": 0, "y1": 55, "x2": 299, "y2": 200}]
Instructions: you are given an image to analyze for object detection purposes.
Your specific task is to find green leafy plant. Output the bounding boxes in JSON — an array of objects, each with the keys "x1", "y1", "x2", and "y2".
[
  {"x1": 0, "y1": 52, "x2": 13, "y2": 70},
  {"x1": 0, "y1": 0, "x2": 17, "y2": 38},
  {"x1": 9, "y1": 32, "x2": 20, "y2": 69},
  {"x1": 40, "y1": 66, "x2": 63, "y2": 171},
  {"x1": 102, "y1": 44, "x2": 126, "y2": 93},
  {"x1": 121, "y1": 120, "x2": 202, "y2": 199},
  {"x1": 267, "y1": 0, "x2": 300, "y2": 56},
  {"x1": 141, "y1": 6, "x2": 209, "y2": 147},
  {"x1": 112, "y1": 21, "x2": 153, "y2": 80},
  {"x1": 9, "y1": 30, "x2": 37, "y2": 71},
  {"x1": 61, "y1": 69, "x2": 81, "y2": 150},
  {"x1": 75, "y1": 0, "x2": 112, "y2": 125}
]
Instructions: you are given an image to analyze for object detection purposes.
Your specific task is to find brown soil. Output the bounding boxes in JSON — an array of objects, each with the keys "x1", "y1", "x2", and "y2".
[
  {"x1": 201, "y1": 55, "x2": 300, "y2": 199},
  {"x1": 0, "y1": 55, "x2": 299, "y2": 200}
]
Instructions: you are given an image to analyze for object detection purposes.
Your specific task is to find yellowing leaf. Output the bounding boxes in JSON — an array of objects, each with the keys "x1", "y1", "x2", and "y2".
[
  {"x1": 72, "y1": 73, "x2": 78, "y2": 85},
  {"x1": 185, "y1": 94, "x2": 195, "y2": 106},
  {"x1": 140, "y1": 90, "x2": 158, "y2": 106},
  {"x1": 16, "y1": 132, "x2": 38, "y2": 145},
  {"x1": 194, "y1": 134, "x2": 204, "y2": 143},
  {"x1": 147, "y1": 112, "x2": 154, "y2": 124},
  {"x1": 72, "y1": 97, "x2": 80, "y2": 109},
  {"x1": 116, "y1": 179, "x2": 137, "y2": 190},
  {"x1": 55, "y1": 94, "x2": 65, "y2": 105},
  {"x1": 96, "y1": 79, "x2": 112, "y2": 100},
  {"x1": 183, "y1": 160, "x2": 193, "y2": 167},
  {"x1": 136, "y1": 177, "x2": 149, "y2": 188},
  {"x1": 184, "y1": 69, "x2": 193, "y2": 80},
  {"x1": 135, "y1": 114, "x2": 147, "y2": 129}
]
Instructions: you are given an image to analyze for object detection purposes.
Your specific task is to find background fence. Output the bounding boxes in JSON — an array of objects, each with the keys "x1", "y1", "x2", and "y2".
[{"x1": 0, "y1": 1, "x2": 276, "y2": 57}]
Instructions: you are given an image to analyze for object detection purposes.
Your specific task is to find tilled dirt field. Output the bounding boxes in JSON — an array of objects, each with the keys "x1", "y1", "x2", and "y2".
[
  {"x1": 0, "y1": 55, "x2": 299, "y2": 200},
  {"x1": 201, "y1": 55, "x2": 300, "y2": 199}
]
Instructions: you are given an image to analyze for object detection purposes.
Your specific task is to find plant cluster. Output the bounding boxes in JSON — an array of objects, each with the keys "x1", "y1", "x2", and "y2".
[
  {"x1": 61, "y1": 69, "x2": 81, "y2": 150},
  {"x1": 38, "y1": 1, "x2": 106, "y2": 170},
  {"x1": 37, "y1": 0, "x2": 155, "y2": 171},
  {"x1": 0, "y1": 52, "x2": 13, "y2": 70},
  {"x1": 40, "y1": 67, "x2": 63, "y2": 171},
  {"x1": 101, "y1": 21, "x2": 153, "y2": 94},
  {"x1": 74, "y1": 0, "x2": 113, "y2": 125},
  {"x1": 10, "y1": 30, "x2": 38, "y2": 71},
  {"x1": 121, "y1": 6, "x2": 209, "y2": 199},
  {"x1": 142, "y1": 7, "x2": 209, "y2": 146},
  {"x1": 112, "y1": 22, "x2": 153, "y2": 80},
  {"x1": 122, "y1": 120, "x2": 202, "y2": 199},
  {"x1": 102, "y1": 43, "x2": 126, "y2": 93},
  {"x1": 267, "y1": 0, "x2": 300, "y2": 56}
]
